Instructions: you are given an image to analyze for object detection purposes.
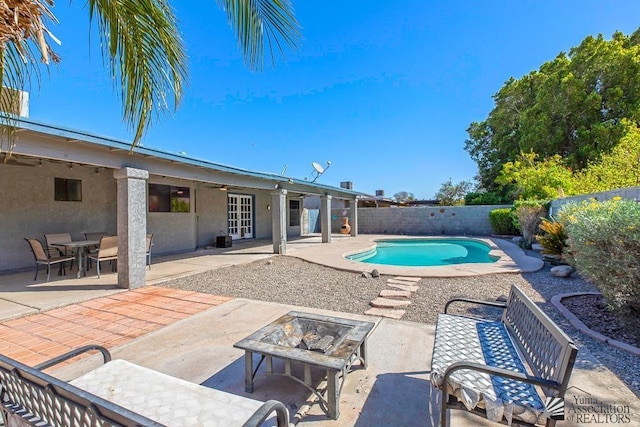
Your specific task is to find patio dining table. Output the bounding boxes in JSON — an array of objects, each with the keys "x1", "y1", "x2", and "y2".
[{"x1": 52, "y1": 240, "x2": 99, "y2": 278}]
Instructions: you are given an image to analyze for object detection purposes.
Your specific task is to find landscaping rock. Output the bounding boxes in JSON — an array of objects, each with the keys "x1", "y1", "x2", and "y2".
[
  {"x1": 361, "y1": 272, "x2": 371, "y2": 278},
  {"x1": 550, "y1": 265, "x2": 574, "y2": 277},
  {"x1": 371, "y1": 269, "x2": 380, "y2": 278}
]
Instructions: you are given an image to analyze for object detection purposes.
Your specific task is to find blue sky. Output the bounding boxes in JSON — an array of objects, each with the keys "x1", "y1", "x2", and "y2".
[{"x1": 30, "y1": 1, "x2": 640, "y2": 199}]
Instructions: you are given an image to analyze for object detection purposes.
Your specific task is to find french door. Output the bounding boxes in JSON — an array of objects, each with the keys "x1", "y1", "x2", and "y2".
[{"x1": 227, "y1": 194, "x2": 253, "y2": 239}]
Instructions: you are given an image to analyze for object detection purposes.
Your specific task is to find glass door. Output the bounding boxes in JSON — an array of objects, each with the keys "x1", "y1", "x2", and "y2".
[{"x1": 227, "y1": 194, "x2": 253, "y2": 239}]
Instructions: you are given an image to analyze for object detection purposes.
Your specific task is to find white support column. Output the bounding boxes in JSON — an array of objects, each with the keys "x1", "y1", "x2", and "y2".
[
  {"x1": 114, "y1": 167, "x2": 149, "y2": 289},
  {"x1": 321, "y1": 194, "x2": 332, "y2": 243},
  {"x1": 271, "y1": 189, "x2": 288, "y2": 254},
  {"x1": 350, "y1": 197, "x2": 358, "y2": 237}
]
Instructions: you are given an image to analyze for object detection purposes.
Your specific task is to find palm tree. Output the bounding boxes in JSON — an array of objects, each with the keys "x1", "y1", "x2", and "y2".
[{"x1": 0, "y1": 0, "x2": 300, "y2": 154}]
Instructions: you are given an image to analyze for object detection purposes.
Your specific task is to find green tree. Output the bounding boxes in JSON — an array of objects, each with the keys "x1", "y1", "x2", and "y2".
[
  {"x1": 393, "y1": 191, "x2": 416, "y2": 203},
  {"x1": 496, "y1": 152, "x2": 575, "y2": 200},
  {"x1": 0, "y1": 0, "x2": 300, "y2": 152},
  {"x1": 434, "y1": 178, "x2": 472, "y2": 205},
  {"x1": 465, "y1": 28, "x2": 640, "y2": 194},
  {"x1": 574, "y1": 119, "x2": 640, "y2": 192}
]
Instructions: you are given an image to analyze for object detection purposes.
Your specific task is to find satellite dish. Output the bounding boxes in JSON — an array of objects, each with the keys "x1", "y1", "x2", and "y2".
[
  {"x1": 309, "y1": 160, "x2": 331, "y2": 182},
  {"x1": 312, "y1": 162, "x2": 325, "y2": 174}
]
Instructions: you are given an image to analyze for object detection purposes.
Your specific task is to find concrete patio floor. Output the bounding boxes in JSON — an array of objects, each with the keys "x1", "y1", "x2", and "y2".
[{"x1": 1, "y1": 235, "x2": 638, "y2": 426}]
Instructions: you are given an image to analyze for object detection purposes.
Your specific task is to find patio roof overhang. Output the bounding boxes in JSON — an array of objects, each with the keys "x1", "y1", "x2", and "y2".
[{"x1": 6, "y1": 116, "x2": 363, "y2": 200}]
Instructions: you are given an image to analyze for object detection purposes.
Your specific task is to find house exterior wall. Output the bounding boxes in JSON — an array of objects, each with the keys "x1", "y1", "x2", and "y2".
[
  {"x1": 0, "y1": 161, "x2": 117, "y2": 271},
  {"x1": 195, "y1": 184, "x2": 229, "y2": 247},
  {"x1": 354, "y1": 205, "x2": 506, "y2": 236}
]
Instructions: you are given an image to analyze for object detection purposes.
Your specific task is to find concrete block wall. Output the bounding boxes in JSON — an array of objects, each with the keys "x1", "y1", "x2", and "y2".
[
  {"x1": 549, "y1": 186, "x2": 640, "y2": 216},
  {"x1": 353, "y1": 205, "x2": 507, "y2": 236}
]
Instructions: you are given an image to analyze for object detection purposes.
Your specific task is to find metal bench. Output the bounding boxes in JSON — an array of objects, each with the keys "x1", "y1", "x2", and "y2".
[
  {"x1": 430, "y1": 285, "x2": 578, "y2": 426},
  {"x1": 1, "y1": 345, "x2": 291, "y2": 427}
]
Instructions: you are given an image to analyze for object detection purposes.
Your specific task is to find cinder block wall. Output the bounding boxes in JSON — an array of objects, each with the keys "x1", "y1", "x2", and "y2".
[
  {"x1": 549, "y1": 186, "x2": 640, "y2": 216},
  {"x1": 347, "y1": 205, "x2": 508, "y2": 235}
]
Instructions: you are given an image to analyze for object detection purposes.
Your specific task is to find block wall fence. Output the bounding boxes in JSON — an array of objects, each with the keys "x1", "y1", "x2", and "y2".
[
  {"x1": 549, "y1": 186, "x2": 640, "y2": 216},
  {"x1": 331, "y1": 205, "x2": 508, "y2": 235},
  {"x1": 326, "y1": 185, "x2": 640, "y2": 236}
]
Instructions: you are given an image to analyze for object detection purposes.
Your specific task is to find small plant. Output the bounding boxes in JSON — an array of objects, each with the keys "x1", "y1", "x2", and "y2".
[
  {"x1": 489, "y1": 208, "x2": 519, "y2": 235},
  {"x1": 536, "y1": 218, "x2": 568, "y2": 256}
]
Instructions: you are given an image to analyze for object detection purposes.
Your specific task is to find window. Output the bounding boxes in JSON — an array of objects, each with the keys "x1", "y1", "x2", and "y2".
[
  {"x1": 55, "y1": 178, "x2": 82, "y2": 201},
  {"x1": 149, "y1": 184, "x2": 190, "y2": 212},
  {"x1": 289, "y1": 199, "x2": 300, "y2": 226}
]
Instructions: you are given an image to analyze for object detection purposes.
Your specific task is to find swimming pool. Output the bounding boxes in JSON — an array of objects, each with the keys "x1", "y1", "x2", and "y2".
[{"x1": 346, "y1": 238, "x2": 499, "y2": 267}]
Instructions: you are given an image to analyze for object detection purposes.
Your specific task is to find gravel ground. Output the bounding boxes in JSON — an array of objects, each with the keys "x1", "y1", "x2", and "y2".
[{"x1": 158, "y1": 254, "x2": 640, "y2": 397}]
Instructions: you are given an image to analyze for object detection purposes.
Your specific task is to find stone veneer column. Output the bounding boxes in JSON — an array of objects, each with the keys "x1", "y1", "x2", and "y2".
[
  {"x1": 350, "y1": 197, "x2": 358, "y2": 237},
  {"x1": 271, "y1": 189, "x2": 287, "y2": 254},
  {"x1": 321, "y1": 195, "x2": 332, "y2": 243},
  {"x1": 114, "y1": 167, "x2": 149, "y2": 289}
]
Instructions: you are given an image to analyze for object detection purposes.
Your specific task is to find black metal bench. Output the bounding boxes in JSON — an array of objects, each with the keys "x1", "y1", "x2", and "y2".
[
  {"x1": 430, "y1": 285, "x2": 578, "y2": 426},
  {"x1": 1, "y1": 345, "x2": 291, "y2": 427}
]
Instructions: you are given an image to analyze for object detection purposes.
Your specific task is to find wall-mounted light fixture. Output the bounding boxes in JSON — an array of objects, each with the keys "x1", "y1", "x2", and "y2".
[
  {"x1": 267, "y1": 205, "x2": 271, "y2": 210},
  {"x1": 220, "y1": 185, "x2": 228, "y2": 191}
]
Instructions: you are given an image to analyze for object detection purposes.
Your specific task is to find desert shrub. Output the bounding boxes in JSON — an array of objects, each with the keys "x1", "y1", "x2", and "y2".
[
  {"x1": 514, "y1": 203, "x2": 548, "y2": 248},
  {"x1": 536, "y1": 218, "x2": 568, "y2": 256},
  {"x1": 559, "y1": 198, "x2": 640, "y2": 328},
  {"x1": 489, "y1": 208, "x2": 518, "y2": 235}
]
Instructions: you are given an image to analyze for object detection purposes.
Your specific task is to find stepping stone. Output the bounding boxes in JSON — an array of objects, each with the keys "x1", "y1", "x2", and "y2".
[
  {"x1": 380, "y1": 289, "x2": 412, "y2": 298},
  {"x1": 386, "y1": 283, "x2": 419, "y2": 292},
  {"x1": 370, "y1": 297, "x2": 411, "y2": 308},
  {"x1": 393, "y1": 276, "x2": 421, "y2": 283},
  {"x1": 365, "y1": 308, "x2": 406, "y2": 320},
  {"x1": 388, "y1": 278, "x2": 419, "y2": 286}
]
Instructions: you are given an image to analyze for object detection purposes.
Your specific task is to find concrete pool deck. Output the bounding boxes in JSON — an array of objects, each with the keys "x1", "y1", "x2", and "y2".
[{"x1": 288, "y1": 234, "x2": 543, "y2": 277}]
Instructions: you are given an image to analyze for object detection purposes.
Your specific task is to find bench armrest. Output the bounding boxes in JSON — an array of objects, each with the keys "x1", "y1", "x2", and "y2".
[
  {"x1": 444, "y1": 298, "x2": 507, "y2": 314},
  {"x1": 242, "y1": 399, "x2": 291, "y2": 427},
  {"x1": 443, "y1": 360, "x2": 561, "y2": 391},
  {"x1": 33, "y1": 345, "x2": 112, "y2": 370}
]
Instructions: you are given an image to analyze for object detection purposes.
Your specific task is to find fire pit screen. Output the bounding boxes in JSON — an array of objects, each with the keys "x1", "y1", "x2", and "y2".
[{"x1": 261, "y1": 318, "x2": 351, "y2": 353}]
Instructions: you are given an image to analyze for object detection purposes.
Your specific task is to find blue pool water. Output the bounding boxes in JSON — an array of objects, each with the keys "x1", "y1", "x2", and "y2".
[{"x1": 346, "y1": 239, "x2": 498, "y2": 267}]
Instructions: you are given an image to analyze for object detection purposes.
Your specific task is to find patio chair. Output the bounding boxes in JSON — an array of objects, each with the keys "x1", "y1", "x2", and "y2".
[
  {"x1": 84, "y1": 232, "x2": 107, "y2": 268},
  {"x1": 44, "y1": 233, "x2": 74, "y2": 270},
  {"x1": 24, "y1": 238, "x2": 75, "y2": 282},
  {"x1": 88, "y1": 236, "x2": 118, "y2": 278},
  {"x1": 146, "y1": 234, "x2": 154, "y2": 269}
]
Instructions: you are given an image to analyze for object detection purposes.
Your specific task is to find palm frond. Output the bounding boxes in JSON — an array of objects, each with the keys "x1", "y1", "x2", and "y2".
[
  {"x1": 87, "y1": 0, "x2": 188, "y2": 149},
  {"x1": 0, "y1": 0, "x2": 58, "y2": 158},
  {"x1": 216, "y1": 0, "x2": 301, "y2": 71}
]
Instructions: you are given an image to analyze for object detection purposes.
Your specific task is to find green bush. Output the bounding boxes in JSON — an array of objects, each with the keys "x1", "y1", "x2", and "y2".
[
  {"x1": 489, "y1": 208, "x2": 519, "y2": 235},
  {"x1": 559, "y1": 198, "x2": 640, "y2": 328}
]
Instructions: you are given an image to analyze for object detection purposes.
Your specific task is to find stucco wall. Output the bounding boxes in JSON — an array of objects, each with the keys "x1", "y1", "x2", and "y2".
[
  {"x1": 0, "y1": 161, "x2": 117, "y2": 271},
  {"x1": 353, "y1": 205, "x2": 506, "y2": 236}
]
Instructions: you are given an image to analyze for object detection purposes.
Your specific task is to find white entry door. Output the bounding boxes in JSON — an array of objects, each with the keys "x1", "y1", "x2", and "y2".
[{"x1": 227, "y1": 194, "x2": 253, "y2": 239}]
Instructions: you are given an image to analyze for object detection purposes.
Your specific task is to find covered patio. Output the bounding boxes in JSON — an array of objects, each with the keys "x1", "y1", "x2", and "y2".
[{"x1": 1, "y1": 117, "x2": 361, "y2": 289}]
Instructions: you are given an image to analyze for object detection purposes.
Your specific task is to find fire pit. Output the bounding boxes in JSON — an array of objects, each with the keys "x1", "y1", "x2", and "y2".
[{"x1": 234, "y1": 311, "x2": 375, "y2": 420}]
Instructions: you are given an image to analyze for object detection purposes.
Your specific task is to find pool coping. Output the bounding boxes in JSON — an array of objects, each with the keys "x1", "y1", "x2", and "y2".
[{"x1": 287, "y1": 235, "x2": 543, "y2": 278}]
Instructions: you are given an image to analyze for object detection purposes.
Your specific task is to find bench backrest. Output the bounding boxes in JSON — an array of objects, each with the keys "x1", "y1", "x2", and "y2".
[
  {"x1": 502, "y1": 285, "x2": 578, "y2": 397},
  {"x1": 0, "y1": 354, "x2": 161, "y2": 427}
]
